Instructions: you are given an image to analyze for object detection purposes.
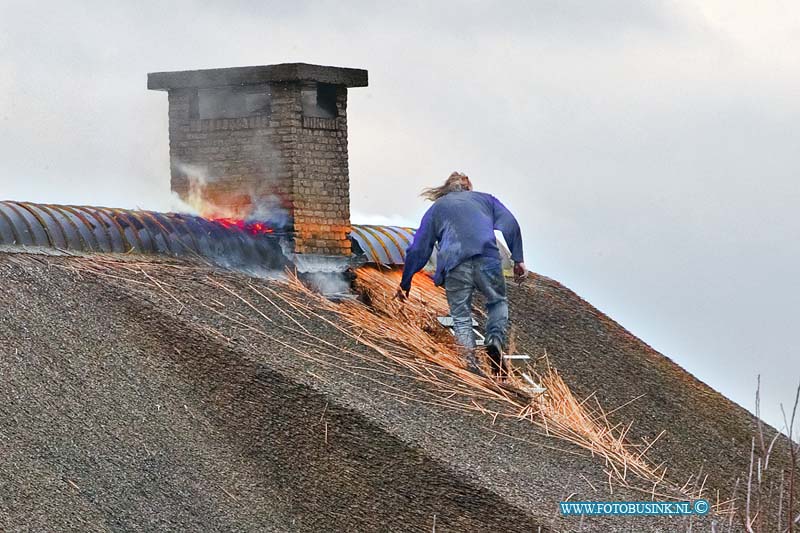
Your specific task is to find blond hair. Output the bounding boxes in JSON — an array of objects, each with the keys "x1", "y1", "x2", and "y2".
[{"x1": 420, "y1": 172, "x2": 468, "y2": 201}]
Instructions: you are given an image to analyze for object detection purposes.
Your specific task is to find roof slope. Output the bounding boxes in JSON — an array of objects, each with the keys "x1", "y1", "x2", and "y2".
[
  {"x1": 507, "y1": 274, "x2": 795, "y2": 524},
  {"x1": 0, "y1": 253, "x2": 766, "y2": 532}
]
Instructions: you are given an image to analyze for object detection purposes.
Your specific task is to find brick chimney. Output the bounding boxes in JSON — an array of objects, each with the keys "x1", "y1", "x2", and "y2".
[{"x1": 148, "y1": 63, "x2": 368, "y2": 256}]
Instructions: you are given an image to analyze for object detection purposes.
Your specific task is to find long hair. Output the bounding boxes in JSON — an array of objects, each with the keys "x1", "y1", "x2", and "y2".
[{"x1": 420, "y1": 172, "x2": 468, "y2": 201}]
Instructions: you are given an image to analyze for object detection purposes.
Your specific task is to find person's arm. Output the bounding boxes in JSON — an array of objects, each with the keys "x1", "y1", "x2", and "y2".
[
  {"x1": 492, "y1": 196, "x2": 527, "y2": 280},
  {"x1": 396, "y1": 207, "x2": 437, "y2": 299},
  {"x1": 492, "y1": 196, "x2": 524, "y2": 262}
]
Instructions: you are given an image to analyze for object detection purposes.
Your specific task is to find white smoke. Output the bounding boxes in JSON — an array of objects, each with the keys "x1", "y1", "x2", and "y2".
[
  {"x1": 292, "y1": 253, "x2": 353, "y2": 296},
  {"x1": 171, "y1": 159, "x2": 290, "y2": 229},
  {"x1": 245, "y1": 192, "x2": 290, "y2": 229},
  {"x1": 172, "y1": 161, "x2": 223, "y2": 218},
  {"x1": 166, "y1": 190, "x2": 199, "y2": 215}
]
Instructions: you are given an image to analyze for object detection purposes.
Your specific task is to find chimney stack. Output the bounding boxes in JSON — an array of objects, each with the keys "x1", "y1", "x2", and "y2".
[{"x1": 148, "y1": 63, "x2": 368, "y2": 256}]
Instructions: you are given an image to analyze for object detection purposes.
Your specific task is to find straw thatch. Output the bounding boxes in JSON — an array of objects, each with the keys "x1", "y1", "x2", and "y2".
[
  {"x1": 0, "y1": 251, "x2": 769, "y2": 531},
  {"x1": 283, "y1": 266, "x2": 703, "y2": 500}
]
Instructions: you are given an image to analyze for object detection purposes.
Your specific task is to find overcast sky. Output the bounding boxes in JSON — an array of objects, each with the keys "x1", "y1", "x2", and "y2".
[{"x1": 1, "y1": 0, "x2": 798, "y2": 431}]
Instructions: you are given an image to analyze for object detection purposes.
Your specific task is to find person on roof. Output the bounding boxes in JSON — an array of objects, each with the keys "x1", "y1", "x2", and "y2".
[{"x1": 395, "y1": 171, "x2": 527, "y2": 377}]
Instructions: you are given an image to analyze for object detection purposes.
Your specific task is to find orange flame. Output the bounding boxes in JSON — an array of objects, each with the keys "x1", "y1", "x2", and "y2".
[{"x1": 213, "y1": 218, "x2": 274, "y2": 236}]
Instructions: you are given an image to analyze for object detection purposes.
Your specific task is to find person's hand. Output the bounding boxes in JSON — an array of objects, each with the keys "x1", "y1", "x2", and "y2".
[
  {"x1": 394, "y1": 285, "x2": 410, "y2": 302},
  {"x1": 513, "y1": 261, "x2": 528, "y2": 283}
]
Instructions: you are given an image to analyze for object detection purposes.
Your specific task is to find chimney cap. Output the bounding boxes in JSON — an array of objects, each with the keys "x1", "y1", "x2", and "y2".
[{"x1": 147, "y1": 62, "x2": 368, "y2": 91}]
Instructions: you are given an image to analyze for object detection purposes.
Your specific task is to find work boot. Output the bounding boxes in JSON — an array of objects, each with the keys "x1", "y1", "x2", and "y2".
[
  {"x1": 465, "y1": 352, "x2": 487, "y2": 378},
  {"x1": 485, "y1": 336, "x2": 506, "y2": 378}
]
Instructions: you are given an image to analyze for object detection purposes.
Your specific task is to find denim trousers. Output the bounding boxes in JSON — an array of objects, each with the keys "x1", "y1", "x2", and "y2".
[{"x1": 443, "y1": 255, "x2": 509, "y2": 353}]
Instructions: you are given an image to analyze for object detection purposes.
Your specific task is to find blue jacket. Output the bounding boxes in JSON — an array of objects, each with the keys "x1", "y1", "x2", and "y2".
[{"x1": 400, "y1": 191, "x2": 524, "y2": 291}]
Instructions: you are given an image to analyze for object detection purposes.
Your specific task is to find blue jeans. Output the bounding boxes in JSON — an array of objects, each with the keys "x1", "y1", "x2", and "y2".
[{"x1": 443, "y1": 255, "x2": 508, "y2": 353}]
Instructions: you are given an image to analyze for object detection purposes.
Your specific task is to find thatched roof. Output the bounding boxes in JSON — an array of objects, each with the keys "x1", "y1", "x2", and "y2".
[{"x1": 1, "y1": 252, "x2": 789, "y2": 531}]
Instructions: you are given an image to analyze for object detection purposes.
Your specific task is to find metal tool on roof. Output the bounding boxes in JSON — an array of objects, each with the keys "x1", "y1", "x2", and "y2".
[
  {"x1": 499, "y1": 354, "x2": 546, "y2": 394},
  {"x1": 499, "y1": 356, "x2": 547, "y2": 395},
  {"x1": 515, "y1": 359, "x2": 547, "y2": 395},
  {"x1": 437, "y1": 315, "x2": 546, "y2": 395},
  {"x1": 436, "y1": 316, "x2": 485, "y2": 346}
]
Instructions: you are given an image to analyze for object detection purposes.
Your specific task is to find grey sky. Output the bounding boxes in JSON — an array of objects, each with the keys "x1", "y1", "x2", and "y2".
[{"x1": 1, "y1": 0, "x2": 798, "y2": 430}]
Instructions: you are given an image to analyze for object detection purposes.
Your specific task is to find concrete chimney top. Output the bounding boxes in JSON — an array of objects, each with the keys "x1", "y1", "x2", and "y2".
[{"x1": 148, "y1": 63, "x2": 368, "y2": 91}]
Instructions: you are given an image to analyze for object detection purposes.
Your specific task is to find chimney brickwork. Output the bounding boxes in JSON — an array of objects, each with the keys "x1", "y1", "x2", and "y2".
[
  {"x1": 166, "y1": 86, "x2": 292, "y2": 221},
  {"x1": 275, "y1": 84, "x2": 352, "y2": 256},
  {"x1": 149, "y1": 63, "x2": 367, "y2": 256}
]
